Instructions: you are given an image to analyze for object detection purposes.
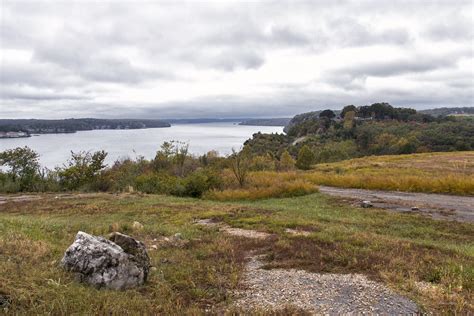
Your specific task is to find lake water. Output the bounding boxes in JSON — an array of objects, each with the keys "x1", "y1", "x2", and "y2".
[{"x1": 0, "y1": 122, "x2": 283, "y2": 168}]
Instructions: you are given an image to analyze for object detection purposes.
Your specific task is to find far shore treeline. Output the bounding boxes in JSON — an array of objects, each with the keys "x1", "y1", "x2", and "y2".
[
  {"x1": 0, "y1": 117, "x2": 292, "y2": 138},
  {"x1": 1, "y1": 103, "x2": 473, "y2": 197}
]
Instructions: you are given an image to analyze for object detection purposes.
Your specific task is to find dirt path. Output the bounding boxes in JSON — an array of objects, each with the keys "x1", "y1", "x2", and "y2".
[
  {"x1": 0, "y1": 195, "x2": 42, "y2": 204},
  {"x1": 319, "y1": 186, "x2": 474, "y2": 223},
  {"x1": 195, "y1": 219, "x2": 419, "y2": 314},
  {"x1": 233, "y1": 255, "x2": 419, "y2": 314},
  {"x1": 0, "y1": 193, "x2": 112, "y2": 205}
]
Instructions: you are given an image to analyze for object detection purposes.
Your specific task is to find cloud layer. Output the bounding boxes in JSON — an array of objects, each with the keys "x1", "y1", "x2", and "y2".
[{"x1": 1, "y1": 0, "x2": 472, "y2": 118}]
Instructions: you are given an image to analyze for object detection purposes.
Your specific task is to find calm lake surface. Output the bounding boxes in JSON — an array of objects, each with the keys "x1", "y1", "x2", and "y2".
[{"x1": 0, "y1": 122, "x2": 283, "y2": 168}]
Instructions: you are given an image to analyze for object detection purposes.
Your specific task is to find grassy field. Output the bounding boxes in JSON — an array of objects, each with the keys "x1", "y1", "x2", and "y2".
[
  {"x1": 203, "y1": 152, "x2": 474, "y2": 202},
  {"x1": 1, "y1": 192, "x2": 473, "y2": 314},
  {"x1": 307, "y1": 151, "x2": 474, "y2": 195}
]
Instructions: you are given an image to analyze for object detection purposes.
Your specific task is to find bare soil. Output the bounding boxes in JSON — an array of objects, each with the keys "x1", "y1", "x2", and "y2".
[
  {"x1": 195, "y1": 218, "x2": 272, "y2": 239},
  {"x1": 319, "y1": 186, "x2": 474, "y2": 222}
]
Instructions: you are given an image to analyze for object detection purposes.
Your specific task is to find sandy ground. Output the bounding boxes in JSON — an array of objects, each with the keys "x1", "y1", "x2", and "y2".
[{"x1": 319, "y1": 186, "x2": 474, "y2": 223}]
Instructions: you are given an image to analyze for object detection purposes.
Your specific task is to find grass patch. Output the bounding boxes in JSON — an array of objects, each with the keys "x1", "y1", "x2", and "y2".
[{"x1": 0, "y1": 192, "x2": 473, "y2": 313}]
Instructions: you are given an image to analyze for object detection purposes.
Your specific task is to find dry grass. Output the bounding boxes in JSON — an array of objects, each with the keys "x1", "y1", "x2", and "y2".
[
  {"x1": 205, "y1": 171, "x2": 318, "y2": 201},
  {"x1": 307, "y1": 152, "x2": 474, "y2": 195},
  {"x1": 208, "y1": 152, "x2": 474, "y2": 201}
]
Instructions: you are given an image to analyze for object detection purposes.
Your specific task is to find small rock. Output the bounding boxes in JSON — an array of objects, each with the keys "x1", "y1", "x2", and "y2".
[
  {"x1": 150, "y1": 245, "x2": 158, "y2": 250},
  {"x1": 0, "y1": 294, "x2": 11, "y2": 308},
  {"x1": 61, "y1": 231, "x2": 150, "y2": 290},
  {"x1": 132, "y1": 221, "x2": 144, "y2": 230},
  {"x1": 361, "y1": 200, "x2": 373, "y2": 208}
]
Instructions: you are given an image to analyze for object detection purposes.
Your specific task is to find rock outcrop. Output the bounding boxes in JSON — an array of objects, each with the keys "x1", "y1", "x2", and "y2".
[{"x1": 61, "y1": 231, "x2": 150, "y2": 290}]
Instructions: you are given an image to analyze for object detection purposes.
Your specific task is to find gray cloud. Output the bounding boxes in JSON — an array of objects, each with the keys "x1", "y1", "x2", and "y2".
[
  {"x1": 326, "y1": 50, "x2": 470, "y2": 80},
  {"x1": 0, "y1": 0, "x2": 472, "y2": 118},
  {"x1": 0, "y1": 85, "x2": 91, "y2": 101},
  {"x1": 326, "y1": 17, "x2": 411, "y2": 47},
  {"x1": 425, "y1": 16, "x2": 474, "y2": 41}
]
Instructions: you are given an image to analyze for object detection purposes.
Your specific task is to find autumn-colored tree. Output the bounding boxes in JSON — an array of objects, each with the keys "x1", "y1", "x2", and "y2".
[
  {"x1": 343, "y1": 110, "x2": 356, "y2": 129},
  {"x1": 279, "y1": 150, "x2": 295, "y2": 171}
]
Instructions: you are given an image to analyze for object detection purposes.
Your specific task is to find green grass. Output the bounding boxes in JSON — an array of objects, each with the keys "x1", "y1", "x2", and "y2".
[{"x1": 0, "y1": 193, "x2": 473, "y2": 313}]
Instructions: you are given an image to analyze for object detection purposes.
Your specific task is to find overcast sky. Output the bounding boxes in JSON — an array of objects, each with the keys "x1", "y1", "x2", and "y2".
[{"x1": 1, "y1": 0, "x2": 473, "y2": 119}]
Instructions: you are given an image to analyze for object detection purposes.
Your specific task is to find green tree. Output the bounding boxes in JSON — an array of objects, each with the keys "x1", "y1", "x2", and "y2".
[
  {"x1": 58, "y1": 150, "x2": 107, "y2": 190},
  {"x1": 0, "y1": 146, "x2": 40, "y2": 191},
  {"x1": 279, "y1": 150, "x2": 295, "y2": 171},
  {"x1": 319, "y1": 109, "x2": 336, "y2": 119},
  {"x1": 296, "y1": 145, "x2": 315, "y2": 170},
  {"x1": 153, "y1": 141, "x2": 174, "y2": 171}
]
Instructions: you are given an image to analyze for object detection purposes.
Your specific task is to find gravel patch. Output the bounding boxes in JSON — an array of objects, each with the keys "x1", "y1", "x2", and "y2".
[
  {"x1": 195, "y1": 218, "x2": 272, "y2": 239},
  {"x1": 285, "y1": 228, "x2": 312, "y2": 236},
  {"x1": 233, "y1": 256, "x2": 419, "y2": 314}
]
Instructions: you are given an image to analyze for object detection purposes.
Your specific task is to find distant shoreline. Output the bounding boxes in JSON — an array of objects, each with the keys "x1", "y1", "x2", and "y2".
[{"x1": 0, "y1": 118, "x2": 290, "y2": 138}]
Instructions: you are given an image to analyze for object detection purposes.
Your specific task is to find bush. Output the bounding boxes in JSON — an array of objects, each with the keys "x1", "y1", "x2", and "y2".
[
  {"x1": 182, "y1": 169, "x2": 222, "y2": 197},
  {"x1": 134, "y1": 168, "x2": 222, "y2": 197},
  {"x1": 58, "y1": 150, "x2": 107, "y2": 190},
  {"x1": 105, "y1": 157, "x2": 150, "y2": 192},
  {"x1": 296, "y1": 145, "x2": 315, "y2": 170},
  {"x1": 135, "y1": 173, "x2": 179, "y2": 194}
]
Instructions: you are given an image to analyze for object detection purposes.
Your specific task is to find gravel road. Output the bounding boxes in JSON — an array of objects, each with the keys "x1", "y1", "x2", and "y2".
[{"x1": 319, "y1": 186, "x2": 474, "y2": 223}]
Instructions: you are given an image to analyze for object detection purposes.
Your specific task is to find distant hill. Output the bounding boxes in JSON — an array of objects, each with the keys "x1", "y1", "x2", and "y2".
[
  {"x1": 0, "y1": 118, "x2": 170, "y2": 134},
  {"x1": 283, "y1": 110, "x2": 341, "y2": 133},
  {"x1": 244, "y1": 103, "x2": 474, "y2": 162},
  {"x1": 166, "y1": 118, "x2": 245, "y2": 124},
  {"x1": 239, "y1": 118, "x2": 291, "y2": 126},
  {"x1": 420, "y1": 107, "x2": 474, "y2": 117}
]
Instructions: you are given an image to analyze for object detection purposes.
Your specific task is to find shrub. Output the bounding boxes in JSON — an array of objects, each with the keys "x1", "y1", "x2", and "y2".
[
  {"x1": 182, "y1": 169, "x2": 222, "y2": 197},
  {"x1": 230, "y1": 148, "x2": 250, "y2": 187},
  {"x1": 296, "y1": 145, "x2": 315, "y2": 170},
  {"x1": 135, "y1": 173, "x2": 179, "y2": 194},
  {"x1": 249, "y1": 154, "x2": 276, "y2": 171},
  {"x1": 0, "y1": 146, "x2": 41, "y2": 191},
  {"x1": 279, "y1": 150, "x2": 295, "y2": 171},
  {"x1": 57, "y1": 150, "x2": 107, "y2": 191}
]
